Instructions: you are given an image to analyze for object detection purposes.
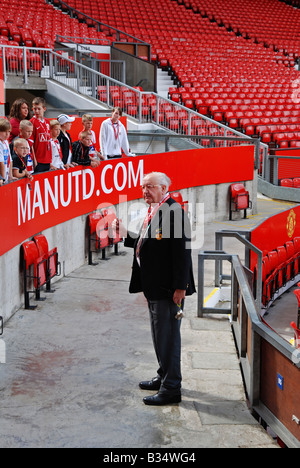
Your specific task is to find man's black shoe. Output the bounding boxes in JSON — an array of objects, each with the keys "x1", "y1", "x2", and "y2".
[
  {"x1": 139, "y1": 377, "x2": 161, "y2": 391},
  {"x1": 143, "y1": 392, "x2": 181, "y2": 406}
]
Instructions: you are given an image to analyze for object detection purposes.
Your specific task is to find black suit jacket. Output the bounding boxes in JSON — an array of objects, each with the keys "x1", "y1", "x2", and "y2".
[{"x1": 124, "y1": 198, "x2": 196, "y2": 301}]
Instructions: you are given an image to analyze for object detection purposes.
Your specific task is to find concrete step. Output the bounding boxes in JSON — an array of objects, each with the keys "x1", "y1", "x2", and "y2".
[{"x1": 156, "y1": 68, "x2": 174, "y2": 99}]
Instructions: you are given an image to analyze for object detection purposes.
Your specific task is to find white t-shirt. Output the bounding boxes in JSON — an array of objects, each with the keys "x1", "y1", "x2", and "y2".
[
  {"x1": 0, "y1": 140, "x2": 11, "y2": 181},
  {"x1": 50, "y1": 139, "x2": 65, "y2": 170}
]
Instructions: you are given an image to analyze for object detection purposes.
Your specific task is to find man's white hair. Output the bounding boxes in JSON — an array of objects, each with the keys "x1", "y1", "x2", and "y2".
[{"x1": 143, "y1": 172, "x2": 172, "y2": 190}]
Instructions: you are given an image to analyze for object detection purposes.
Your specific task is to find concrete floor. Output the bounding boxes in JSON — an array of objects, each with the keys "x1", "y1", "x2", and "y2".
[{"x1": 0, "y1": 195, "x2": 295, "y2": 449}]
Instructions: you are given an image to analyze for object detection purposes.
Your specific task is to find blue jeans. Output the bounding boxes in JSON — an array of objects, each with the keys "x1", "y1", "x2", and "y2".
[{"x1": 148, "y1": 299, "x2": 182, "y2": 395}]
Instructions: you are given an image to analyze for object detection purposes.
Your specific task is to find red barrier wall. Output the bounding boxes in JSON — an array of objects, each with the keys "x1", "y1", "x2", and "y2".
[
  {"x1": 68, "y1": 116, "x2": 127, "y2": 151},
  {"x1": 275, "y1": 149, "x2": 300, "y2": 180},
  {"x1": 250, "y1": 205, "x2": 300, "y2": 269},
  {"x1": 0, "y1": 145, "x2": 255, "y2": 257}
]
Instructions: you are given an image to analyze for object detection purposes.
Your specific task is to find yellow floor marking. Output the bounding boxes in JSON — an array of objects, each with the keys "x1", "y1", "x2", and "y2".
[{"x1": 204, "y1": 288, "x2": 218, "y2": 306}]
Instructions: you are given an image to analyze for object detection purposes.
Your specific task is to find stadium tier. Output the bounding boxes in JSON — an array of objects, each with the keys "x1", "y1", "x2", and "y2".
[{"x1": 1, "y1": 0, "x2": 300, "y2": 147}]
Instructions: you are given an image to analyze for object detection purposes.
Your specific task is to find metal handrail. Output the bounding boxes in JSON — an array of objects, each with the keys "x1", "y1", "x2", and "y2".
[
  {"x1": 1, "y1": 44, "x2": 266, "y2": 165},
  {"x1": 49, "y1": 0, "x2": 150, "y2": 46}
]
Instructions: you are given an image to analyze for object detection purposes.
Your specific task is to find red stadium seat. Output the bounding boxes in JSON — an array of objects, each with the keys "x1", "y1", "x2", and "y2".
[
  {"x1": 171, "y1": 192, "x2": 188, "y2": 212},
  {"x1": 22, "y1": 240, "x2": 47, "y2": 309},
  {"x1": 101, "y1": 207, "x2": 123, "y2": 254},
  {"x1": 33, "y1": 234, "x2": 60, "y2": 291},
  {"x1": 280, "y1": 179, "x2": 293, "y2": 187},
  {"x1": 229, "y1": 183, "x2": 251, "y2": 220},
  {"x1": 88, "y1": 212, "x2": 104, "y2": 265}
]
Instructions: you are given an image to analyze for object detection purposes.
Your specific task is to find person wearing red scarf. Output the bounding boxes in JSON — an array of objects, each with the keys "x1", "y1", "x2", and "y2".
[{"x1": 113, "y1": 172, "x2": 196, "y2": 406}]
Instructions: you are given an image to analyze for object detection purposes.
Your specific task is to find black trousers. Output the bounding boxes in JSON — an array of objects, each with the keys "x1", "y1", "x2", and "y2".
[
  {"x1": 34, "y1": 163, "x2": 50, "y2": 173},
  {"x1": 147, "y1": 299, "x2": 182, "y2": 395}
]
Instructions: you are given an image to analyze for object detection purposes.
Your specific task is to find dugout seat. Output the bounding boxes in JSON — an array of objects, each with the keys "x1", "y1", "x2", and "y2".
[
  {"x1": 171, "y1": 192, "x2": 188, "y2": 212},
  {"x1": 33, "y1": 234, "x2": 60, "y2": 292},
  {"x1": 101, "y1": 207, "x2": 123, "y2": 254},
  {"x1": 22, "y1": 240, "x2": 47, "y2": 309},
  {"x1": 229, "y1": 183, "x2": 252, "y2": 220}
]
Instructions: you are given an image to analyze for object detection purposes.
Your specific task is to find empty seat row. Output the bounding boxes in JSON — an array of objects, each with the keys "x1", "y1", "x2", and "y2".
[
  {"x1": 253, "y1": 237, "x2": 300, "y2": 307},
  {"x1": 279, "y1": 178, "x2": 300, "y2": 188},
  {"x1": 88, "y1": 206, "x2": 123, "y2": 265}
]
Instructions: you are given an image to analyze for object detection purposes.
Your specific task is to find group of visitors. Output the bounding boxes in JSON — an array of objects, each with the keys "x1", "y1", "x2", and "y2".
[{"x1": 0, "y1": 97, "x2": 134, "y2": 186}]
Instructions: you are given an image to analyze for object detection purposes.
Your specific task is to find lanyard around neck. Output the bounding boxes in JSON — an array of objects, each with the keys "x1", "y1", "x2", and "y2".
[{"x1": 111, "y1": 119, "x2": 120, "y2": 140}]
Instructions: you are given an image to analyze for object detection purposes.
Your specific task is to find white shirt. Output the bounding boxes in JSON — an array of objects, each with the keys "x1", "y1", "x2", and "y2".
[
  {"x1": 50, "y1": 139, "x2": 65, "y2": 170},
  {"x1": 0, "y1": 140, "x2": 11, "y2": 181},
  {"x1": 99, "y1": 118, "x2": 134, "y2": 159}
]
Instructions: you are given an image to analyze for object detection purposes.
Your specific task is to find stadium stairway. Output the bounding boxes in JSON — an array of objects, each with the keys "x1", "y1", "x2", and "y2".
[{"x1": 156, "y1": 68, "x2": 175, "y2": 99}]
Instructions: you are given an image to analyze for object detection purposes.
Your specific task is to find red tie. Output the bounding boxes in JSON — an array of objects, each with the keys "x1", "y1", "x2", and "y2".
[{"x1": 136, "y1": 194, "x2": 170, "y2": 259}]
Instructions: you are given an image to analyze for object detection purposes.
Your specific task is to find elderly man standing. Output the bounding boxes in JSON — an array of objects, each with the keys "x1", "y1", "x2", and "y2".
[{"x1": 113, "y1": 172, "x2": 196, "y2": 406}]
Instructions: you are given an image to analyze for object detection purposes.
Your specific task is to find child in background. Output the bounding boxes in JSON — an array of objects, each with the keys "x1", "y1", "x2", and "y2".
[
  {"x1": 50, "y1": 120, "x2": 65, "y2": 170},
  {"x1": 30, "y1": 97, "x2": 51, "y2": 173},
  {"x1": 79, "y1": 114, "x2": 104, "y2": 161},
  {"x1": 71, "y1": 131, "x2": 101, "y2": 168},
  {"x1": 0, "y1": 118, "x2": 16, "y2": 183},
  {"x1": 10, "y1": 120, "x2": 35, "y2": 174},
  {"x1": 12, "y1": 138, "x2": 33, "y2": 181},
  {"x1": 57, "y1": 114, "x2": 75, "y2": 166}
]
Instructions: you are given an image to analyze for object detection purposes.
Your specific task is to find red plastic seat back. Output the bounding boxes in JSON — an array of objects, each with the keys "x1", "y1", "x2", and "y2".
[
  {"x1": 48, "y1": 247, "x2": 58, "y2": 279},
  {"x1": 231, "y1": 183, "x2": 247, "y2": 196},
  {"x1": 22, "y1": 241, "x2": 39, "y2": 269},
  {"x1": 96, "y1": 218, "x2": 110, "y2": 249},
  {"x1": 102, "y1": 207, "x2": 117, "y2": 225},
  {"x1": 267, "y1": 251, "x2": 279, "y2": 271},
  {"x1": 276, "y1": 246, "x2": 287, "y2": 264},
  {"x1": 262, "y1": 256, "x2": 271, "y2": 277},
  {"x1": 280, "y1": 179, "x2": 293, "y2": 187},
  {"x1": 171, "y1": 192, "x2": 183, "y2": 204},
  {"x1": 293, "y1": 178, "x2": 300, "y2": 188},
  {"x1": 102, "y1": 207, "x2": 123, "y2": 244},
  {"x1": 89, "y1": 212, "x2": 103, "y2": 235},
  {"x1": 293, "y1": 237, "x2": 300, "y2": 253},
  {"x1": 285, "y1": 240, "x2": 295, "y2": 259},
  {"x1": 33, "y1": 234, "x2": 49, "y2": 257},
  {"x1": 34, "y1": 255, "x2": 47, "y2": 289}
]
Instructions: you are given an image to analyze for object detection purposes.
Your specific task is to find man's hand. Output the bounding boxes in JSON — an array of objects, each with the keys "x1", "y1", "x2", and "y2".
[
  {"x1": 112, "y1": 218, "x2": 128, "y2": 238},
  {"x1": 173, "y1": 289, "x2": 186, "y2": 306}
]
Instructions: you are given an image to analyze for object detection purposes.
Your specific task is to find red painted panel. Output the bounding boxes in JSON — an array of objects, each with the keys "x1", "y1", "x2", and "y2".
[
  {"x1": 0, "y1": 145, "x2": 255, "y2": 256},
  {"x1": 275, "y1": 149, "x2": 300, "y2": 180},
  {"x1": 250, "y1": 205, "x2": 300, "y2": 269},
  {"x1": 69, "y1": 116, "x2": 127, "y2": 144},
  {"x1": 278, "y1": 159, "x2": 300, "y2": 180}
]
